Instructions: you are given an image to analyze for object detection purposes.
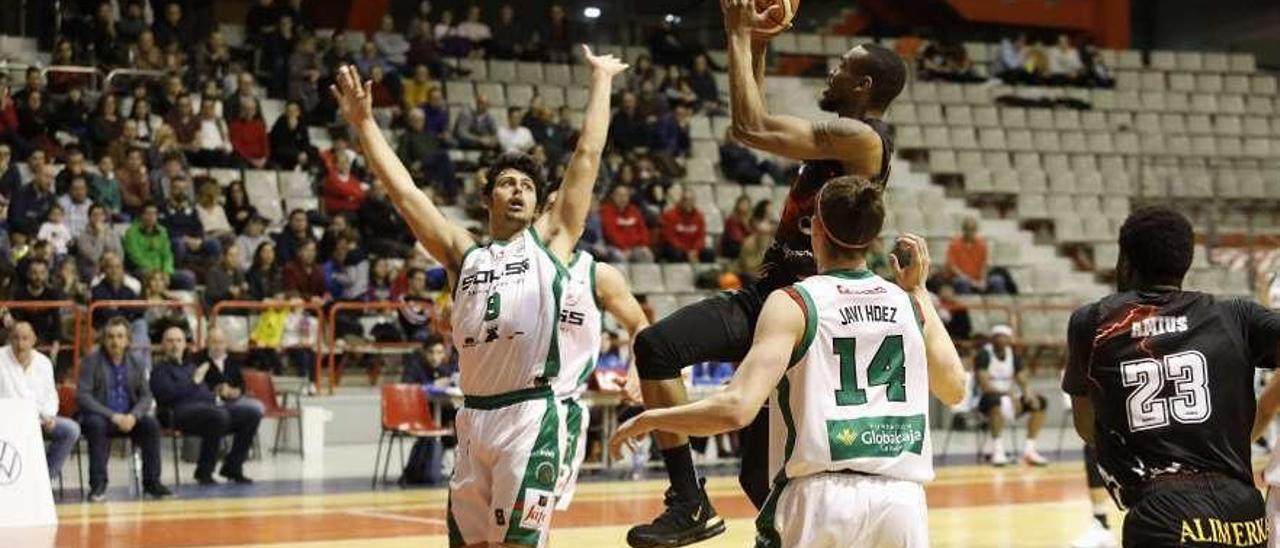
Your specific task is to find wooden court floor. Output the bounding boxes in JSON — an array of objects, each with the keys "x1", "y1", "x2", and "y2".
[{"x1": 30, "y1": 460, "x2": 1126, "y2": 547}]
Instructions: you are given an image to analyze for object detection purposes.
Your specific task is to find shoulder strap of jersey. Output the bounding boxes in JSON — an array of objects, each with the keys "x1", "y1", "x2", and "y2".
[{"x1": 783, "y1": 284, "x2": 819, "y2": 367}]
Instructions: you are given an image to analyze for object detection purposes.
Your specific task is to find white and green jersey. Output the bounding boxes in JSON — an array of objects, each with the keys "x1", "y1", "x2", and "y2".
[
  {"x1": 452, "y1": 227, "x2": 567, "y2": 397},
  {"x1": 771, "y1": 268, "x2": 934, "y2": 484},
  {"x1": 551, "y1": 251, "x2": 603, "y2": 400}
]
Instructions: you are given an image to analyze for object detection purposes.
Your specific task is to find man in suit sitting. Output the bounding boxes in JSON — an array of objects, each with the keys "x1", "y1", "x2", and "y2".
[
  {"x1": 77, "y1": 316, "x2": 171, "y2": 502},
  {"x1": 150, "y1": 326, "x2": 260, "y2": 485},
  {"x1": 193, "y1": 326, "x2": 266, "y2": 416}
]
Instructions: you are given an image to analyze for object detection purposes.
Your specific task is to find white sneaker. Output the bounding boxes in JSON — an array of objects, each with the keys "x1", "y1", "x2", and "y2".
[
  {"x1": 1021, "y1": 448, "x2": 1050, "y2": 466},
  {"x1": 1071, "y1": 520, "x2": 1117, "y2": 547},
  {"x1": 990, "y1": 450, "x2": 1009, "y2": 467}
]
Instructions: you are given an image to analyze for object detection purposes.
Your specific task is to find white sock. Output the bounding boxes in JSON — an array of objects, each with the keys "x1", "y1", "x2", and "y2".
[
  {"x1": 1024, "y1": 439, "x2": 1037, "y2": 453},
  {"x1": 992, "y1": 437, "x2": 1005, "y2": 454}
]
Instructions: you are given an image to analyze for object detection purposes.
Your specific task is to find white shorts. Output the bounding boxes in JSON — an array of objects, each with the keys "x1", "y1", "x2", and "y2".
[
  {"x1": 555, "y1": 398, "x2": 590, "y2": 510},
  {"x1": 1267, "y1": 486, "x2": 1280, "y2": 548},
  {"x1": 448, "y1": 390, "x2": 562, "y2": 547},
  {"x1": 756, "y1": 473, "x2": 928, "y2": 548}
]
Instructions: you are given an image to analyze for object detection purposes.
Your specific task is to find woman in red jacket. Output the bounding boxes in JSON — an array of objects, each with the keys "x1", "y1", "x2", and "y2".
[
  {"x1": 323, "y1": 152, "x2": 367, "y2": 213},
  {"x1": 228, "y1": 97, "x2": 270, "y2": 168},
  {"x1": 599, "y1": 184, "x2": 655, "y2": 262}
]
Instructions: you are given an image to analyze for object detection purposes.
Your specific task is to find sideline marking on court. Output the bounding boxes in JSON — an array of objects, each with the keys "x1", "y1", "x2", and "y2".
[{"x1": 343, "y1": 507, "x2": 448, "y2": 526}]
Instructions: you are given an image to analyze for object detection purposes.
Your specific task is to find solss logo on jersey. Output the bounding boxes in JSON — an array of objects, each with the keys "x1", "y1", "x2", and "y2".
[{"x1": 458, "y1": 259, "x2": 530, "y2": 293}]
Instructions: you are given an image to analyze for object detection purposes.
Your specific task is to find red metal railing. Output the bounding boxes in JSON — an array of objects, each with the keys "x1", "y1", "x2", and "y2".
[
  {"x1": 0, "y1": 300, "x2": 83, "y2": 380},
  {"x1": 325, "y1": 301, "x2": 443, "y2": 391},
  {"x1": 86, "y1": 300, "x2": 204, "y2": 351},
  {"x1": 210, "y1": 300, "x2": 326, "y2": 391}
]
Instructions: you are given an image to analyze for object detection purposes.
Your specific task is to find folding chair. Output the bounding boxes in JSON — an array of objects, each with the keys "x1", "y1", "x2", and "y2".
[
  {"x1": 372, "y1": 384, "x2": 452, "y2": 488},
  {"x1": 242, "y1": 370, "x2": 302, "y2": 455}
]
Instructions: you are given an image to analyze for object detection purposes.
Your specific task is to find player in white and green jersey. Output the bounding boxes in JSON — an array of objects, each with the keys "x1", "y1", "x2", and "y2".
[
  {"x1": 330, "y1": 49, "x2": 629, "y2": 547},
  {"x1": 610, "y1": 176, "x2": 967, "y2": 548},
  {"x1": 551, "y1": 256, "x2": 648, "y2": 510}
]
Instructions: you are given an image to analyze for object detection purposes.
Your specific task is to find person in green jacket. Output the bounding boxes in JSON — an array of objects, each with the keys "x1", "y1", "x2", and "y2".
[{"x1": 123, "y1": 204, "x2": 174, "y2": 276}]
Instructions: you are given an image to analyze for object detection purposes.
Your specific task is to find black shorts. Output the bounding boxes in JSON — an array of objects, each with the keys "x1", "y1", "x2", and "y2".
[
  {"x1": 1123, "y1": 473, "x2": 1266, "y2": 547},
  {"x1": 977, "y1": 393, "x2": 1048, "y2": 415}
]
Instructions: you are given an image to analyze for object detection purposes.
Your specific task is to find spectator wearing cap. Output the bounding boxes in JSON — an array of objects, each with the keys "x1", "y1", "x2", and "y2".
[
  {"x1": 599, "y1": 184, "x2": 654, "y2": 263},
  {"x1": 975, "y1": 324, "x2": 1048, "y2": 467}
]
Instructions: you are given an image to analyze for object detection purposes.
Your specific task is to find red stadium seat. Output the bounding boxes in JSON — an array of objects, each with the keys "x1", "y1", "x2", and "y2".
[
  {"x1": 372, "y1": 384, "x2": 452, "y2": 487},
  {"x1": 242, "y1": 370, "x2": 303, "y2": 455}
]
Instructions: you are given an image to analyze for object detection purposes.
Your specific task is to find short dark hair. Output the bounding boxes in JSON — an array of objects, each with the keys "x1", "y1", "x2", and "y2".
[
  {"x1": 1119, "y1": 207, "x2": 1194, "y2": 286},
  {"x1": 857, "y1": 43, "x2": 907, "y2": 111},
  {"x1": 483, "y1": 152, "x2": 548, "y2": 206},
  {"x1": 104, "y1": 316, "x2": 132, "y2": 335},
  {"x1": 817, "y1": 176, "x2": 885, "y2": 256},
  {"x1": 423, "y1": 333, "x2": 445, "y2": 349}
]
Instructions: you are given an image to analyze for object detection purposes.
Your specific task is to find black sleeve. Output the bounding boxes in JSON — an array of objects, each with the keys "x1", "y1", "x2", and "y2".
[
  {"x1": 973, "y1": 349, "x2": 990, "y2": 372},
  {"x1": 1225, "y1": 300, "x2": 1280, "y2": 370},
  {"x1": 1062, "y1": 304, "x2": 1098, "y2": 396}
]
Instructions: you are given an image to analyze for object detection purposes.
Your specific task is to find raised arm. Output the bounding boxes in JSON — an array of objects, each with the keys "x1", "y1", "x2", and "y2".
[
  {"x1": 609, "y1": 290, "x2": 801, "y2": 455},
  {"x1": 721, "y1": 0, "x2": 882, "y2": 162},
  {"x1": 596, "y1": 262, "x2": 650, "y2": 403},
  {"x1": 538, "y1": 46, "x2": 628, "y2": 259},
  {"x1": 892, "y1": 233, "x2": 966, "y2": 405},
  {"x1": 330, "y1": 66, "x2": 473, "y2": 275}
]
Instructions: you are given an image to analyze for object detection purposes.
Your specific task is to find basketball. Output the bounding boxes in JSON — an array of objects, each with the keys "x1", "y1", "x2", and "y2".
[{"x1": 753, "y1": 0, "x2": 799, "y2": 37}]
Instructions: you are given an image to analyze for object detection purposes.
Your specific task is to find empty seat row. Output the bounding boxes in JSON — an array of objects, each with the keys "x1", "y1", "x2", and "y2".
[{"x1": 894, "y1": 104, "x2": 1280, "y2": 136}]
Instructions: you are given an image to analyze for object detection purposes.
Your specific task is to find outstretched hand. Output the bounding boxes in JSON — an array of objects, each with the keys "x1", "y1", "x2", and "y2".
[
  {"x1": 581, "y1": 45, "x2": 630, "y2": 78},
  {"x1": 329, "y1": 65, "x2": 374, "y2": 126},
  {"x1": 609, "y1": 413, "x2": 655, "y2": 461},
  {"x1": 720, "y1": 0, "x2": 783, "y2": 36},
  {"x1": 890, "y1": 233, "x2": 931, "y2": 294}
]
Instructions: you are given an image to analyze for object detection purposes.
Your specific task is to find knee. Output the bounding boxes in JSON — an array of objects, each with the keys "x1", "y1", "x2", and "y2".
[
  {"x1": 135, "y1": 415, "x2": 160, "y2": 434},
  {"x1": 634, "y1": 328, "x2": 679, "y2": 381},
  {"x1": 57, "y1": 418, "x2": 81, "y2": 441},
  {"x1": 80, "y1": 413, "x2": 107, "y2": 434}
]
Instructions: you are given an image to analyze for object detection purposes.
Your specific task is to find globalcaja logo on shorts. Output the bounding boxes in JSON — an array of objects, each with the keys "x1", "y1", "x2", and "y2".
[{"x1": 826, "y1": 415, "x2": 926, "y2": 461}]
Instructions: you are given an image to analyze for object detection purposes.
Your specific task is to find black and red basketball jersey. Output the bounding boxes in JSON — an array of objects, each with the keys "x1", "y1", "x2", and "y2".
[
  {"x1": 756, "y1": 118, "x2": 894, "y2": 293},
  {"x1": 1063, "y1": 288, "x2": 1280, "y2": 501}
]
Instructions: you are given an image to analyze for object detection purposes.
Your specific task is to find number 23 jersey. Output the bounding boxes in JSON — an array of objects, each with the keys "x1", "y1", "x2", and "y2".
[
  {"x1": 451, "y1": 228, "x2": 566, "y2": 396},
  {"x1": 1063, "y1": 288, "x2": 1280, "y2": 487}
]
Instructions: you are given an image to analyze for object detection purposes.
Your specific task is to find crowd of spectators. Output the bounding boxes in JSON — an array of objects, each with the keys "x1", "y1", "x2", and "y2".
[
  {"x1": 0, "y1": 0, "x2": 791, "y2": 393},
  {"x1": 895, "y1": 31, "x2": 1113, "y2": 88}
]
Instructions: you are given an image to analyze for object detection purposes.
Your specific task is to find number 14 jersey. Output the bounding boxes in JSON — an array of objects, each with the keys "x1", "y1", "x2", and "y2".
[
  {"x1": 1063, "y1": 288, "x2": 1280, "y2": 491},
  {"x1": 773, "y1": 269, "x2": 933, "y2": 484}
]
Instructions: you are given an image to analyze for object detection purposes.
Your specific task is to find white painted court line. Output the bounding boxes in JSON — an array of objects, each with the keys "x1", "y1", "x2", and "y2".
[{"x1": 343, "y1": 508, "x2": 448, "y2": 526}]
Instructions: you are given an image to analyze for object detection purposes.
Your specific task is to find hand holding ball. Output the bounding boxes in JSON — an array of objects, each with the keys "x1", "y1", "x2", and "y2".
[{"x1": 752, "y1": 0, "x2": 800, "y2": 38}]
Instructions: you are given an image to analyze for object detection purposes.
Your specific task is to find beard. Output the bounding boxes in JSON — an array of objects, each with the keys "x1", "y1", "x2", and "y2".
[{"x1": 818, "y1": 94, "x2": 838, "y2": 113}]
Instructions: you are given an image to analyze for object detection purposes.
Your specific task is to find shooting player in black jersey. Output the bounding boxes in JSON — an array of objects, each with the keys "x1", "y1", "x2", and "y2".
[{"x1": 1064, "y1": 207, "x2": 1280, "y2": 547}]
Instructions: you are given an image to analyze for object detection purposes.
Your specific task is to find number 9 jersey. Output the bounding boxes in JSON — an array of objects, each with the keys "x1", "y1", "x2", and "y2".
[
  {"x1": 1062, "y1": 288, "x2": 1280, "y2": 502},
  {"x1": 771, "y1": 269, "x2": 933, "y2": 483}
]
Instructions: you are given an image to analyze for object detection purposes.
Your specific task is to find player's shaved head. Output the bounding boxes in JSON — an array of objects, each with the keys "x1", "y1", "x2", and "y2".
[
  {"x1": 853, "y1": 43, "x2": 907, "y2": 111},
  {"x1": 815, "y1": 175, "x2": 884, "y2": 259},
  {"x1": 1118, "y1": 206, "x2": 1194, "y2": 289}
]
